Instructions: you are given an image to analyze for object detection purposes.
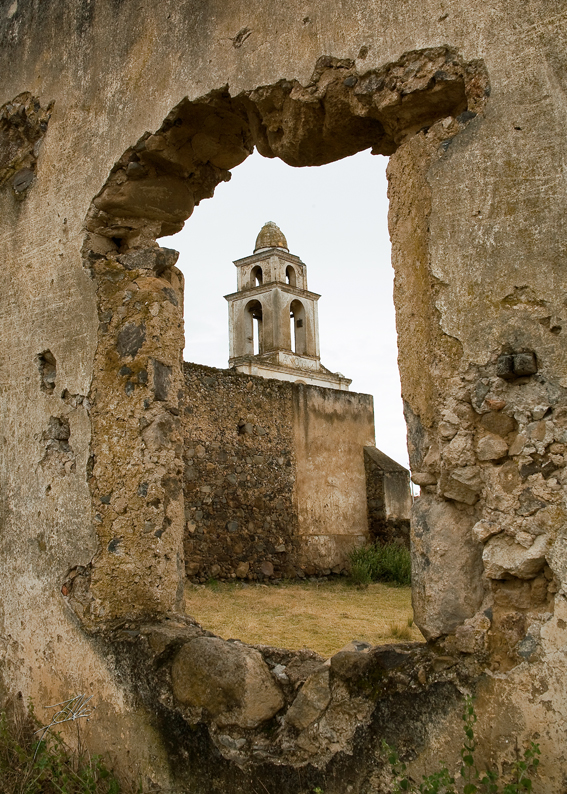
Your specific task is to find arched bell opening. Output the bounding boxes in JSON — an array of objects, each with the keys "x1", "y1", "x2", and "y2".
[
  {"x1": 286, "y1": 265, "x2": 297, "y2": 287},
  {"x1": 245, "y1": 299, "x2": 263, "y2": 355},
  {"x1": 250, "y1": 265, "x2": 263, "y2": 287},
  {"x1": 289, "y1": 299, "x2": 306, "y2": 355}
]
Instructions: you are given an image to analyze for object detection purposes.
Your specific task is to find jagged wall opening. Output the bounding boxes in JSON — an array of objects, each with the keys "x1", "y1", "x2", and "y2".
[
  {"x1": 3, "y1": 3, "x2": 567, "y2": 789},
  {"x1": 73, "y1": 47, "x2": 489, "y2": 637},
  {"x1": 44, "y1": 39, "x2": 567, "y2": 792}
]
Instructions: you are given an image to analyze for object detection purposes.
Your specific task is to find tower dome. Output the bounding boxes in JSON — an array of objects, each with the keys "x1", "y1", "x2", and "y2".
[{"x1": 254, "y1": 221, "x2": 289, "y2": 252}]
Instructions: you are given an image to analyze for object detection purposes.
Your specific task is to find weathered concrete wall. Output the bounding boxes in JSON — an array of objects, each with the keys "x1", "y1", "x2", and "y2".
[
  {"x1": 294, "y1": 384, "x2": 375, "y2": 569},
  {"x1": 0, "y1": 0, "x2": 566, "y2": 791}
]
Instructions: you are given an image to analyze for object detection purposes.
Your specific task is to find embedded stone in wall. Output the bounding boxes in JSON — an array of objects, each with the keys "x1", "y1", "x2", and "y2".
[
  {"x1": 483, "y1": 533, "x2": 550, "y2": 580},
  {"x1": 285, "y1": 666, "x2": 331, "y2": 730},
  {"x1": 171, "y1": 637, "x2": 284, "y2": 728},
  {"x1": 0, "y1": 92, "x2": 54, "y2": 198},
  {"x1": 412, "y1": 496, "x2": 485, "y2": 640}
]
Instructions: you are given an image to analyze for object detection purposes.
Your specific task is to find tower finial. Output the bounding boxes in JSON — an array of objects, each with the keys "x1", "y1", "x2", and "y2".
[{"x1": 254, "y1": 221, "x2": 288, "y2": 252}]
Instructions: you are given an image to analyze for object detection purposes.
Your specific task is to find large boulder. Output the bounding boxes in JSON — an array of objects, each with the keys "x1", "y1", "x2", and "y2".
[
  {"x1": 412, "y1": 496, "x2": 485, "y2": 640},
  {"x1": 171, "y1": 637, "x2": 284, "y2": 728}
]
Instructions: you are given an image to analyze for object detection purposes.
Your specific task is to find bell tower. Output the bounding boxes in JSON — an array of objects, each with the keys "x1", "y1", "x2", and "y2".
[{"x1": 225, "y1": 222, "x2": 351, "y2": 390}]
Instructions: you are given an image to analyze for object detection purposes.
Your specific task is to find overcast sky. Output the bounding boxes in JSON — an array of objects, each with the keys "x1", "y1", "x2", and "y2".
[{"x1": 161, "y1": 149, "x2": 409, "y2": 469}]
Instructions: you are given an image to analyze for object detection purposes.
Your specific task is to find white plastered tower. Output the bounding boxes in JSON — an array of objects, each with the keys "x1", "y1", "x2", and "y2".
[{"x1": 225, "y1": 222, "x2": 351, "y2": 390}]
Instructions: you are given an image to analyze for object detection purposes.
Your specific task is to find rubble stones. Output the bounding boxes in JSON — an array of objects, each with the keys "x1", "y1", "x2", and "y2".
[
  {"x1": 235, "y1": 561, "x2": 250, "y2": 578},
  {"x1": 496, "y1": 352, "x2": 538, "y2": 380},
  {"x1": 117, "y1": 246, "x2": 179, "y2": 272},
  {"x1": 116, "y1": 322, "x2": 146, "y2": 359},
  {"x1": 476, "y1": 434, "x2": 509, "y2": 461},
  {"x1": 479, "y1": 411, "x2": 517, "y2": 438},
  {"x1": 12, "y1": 167, "x2": 34, "y2": 193},
  {"x1": 439, "y1": 466, "x2": 482, "y2": 504},
  {"x1": 259, "y1": 560, "x2": 274, "y2": 577},
  {"x1": 454, "y1": 613, "x2": 491, "y2": 654},
  {"x1": 183, "y1": 363, "x2": 300, "y2": 582},
  {"x1": 483, "y1": 533, "x2": 550, "y2": 579},
  {"x1": 285, "y1": 667, "x2": 331, "y2": 730},
  {"x1": 472, "y1": 519, "x2": 501, "y2": 543}
]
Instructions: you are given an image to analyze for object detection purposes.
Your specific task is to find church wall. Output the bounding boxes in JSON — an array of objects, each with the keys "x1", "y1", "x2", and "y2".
[
  {"x1": 293, "y1": 384, "x2": 375, "y2": 570},
  {"x1": 364, "y1": 446, "x2": 411, "y2": 547},
  {"x1": 182, "y1": 362, "x2": 376, "y2": 580},
  {"x1": 182, "y1": 362, "x2": 300, "y2": 582}
]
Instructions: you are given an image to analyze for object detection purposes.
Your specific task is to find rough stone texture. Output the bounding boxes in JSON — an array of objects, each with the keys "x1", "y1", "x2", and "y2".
[
  {"x1": 483, "y1": 533, "x2": 550, "y2": 580},
  {"x1": 2, "y1": 1, "x2": 567, "y2": 791},
  {"x1": 171, "y1": 636, "x2": 284, "y2": 728},
  {"x1": 476, "y1": 433, "x2": 509, "y2": 461},
  {"x1": 412, "y1": 496, "x2": 485, "y2": 640},
  {"x1": 183, "y1": 362, "x2": 300, "y2": 581},
  {"x1": 285, "y1": 666, "x2": 331, "y2": 730},
  {"x1": 365, "y1": 446, "x2": 411, "y2": 546},
  {"x1": 183, "y1": 362, "x2": 390, "y2": 579},
  {"x1": 109, "y1": 617, "x2": 484, "y2": 786},
  {"x1": 73, "y1": 251, "x2": 186, "y2": 627}
]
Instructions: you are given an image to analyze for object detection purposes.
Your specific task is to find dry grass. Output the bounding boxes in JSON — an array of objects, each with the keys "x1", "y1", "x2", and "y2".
[{"x1": 184, "y1": 579, "x2": 424, "y2": 657}]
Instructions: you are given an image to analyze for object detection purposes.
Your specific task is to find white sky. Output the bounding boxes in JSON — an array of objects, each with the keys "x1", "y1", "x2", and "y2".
[{"x1": 161, "y1": 149, "x2": 409, "y2": 469}]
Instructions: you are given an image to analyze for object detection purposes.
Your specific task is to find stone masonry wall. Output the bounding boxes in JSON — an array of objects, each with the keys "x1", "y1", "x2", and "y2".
[
  {"x1": 365, "y1": 447, "x2": 411, "y2": 547},
  {"x1": 183, "y1": 362, "x2": 300, "y2": 582},
  {"x1": 3, "y1": 1, "x2": 567, "y2": 789},
  {"x1": 182, "y1": 363, "x2": 383, "y2": 581}
]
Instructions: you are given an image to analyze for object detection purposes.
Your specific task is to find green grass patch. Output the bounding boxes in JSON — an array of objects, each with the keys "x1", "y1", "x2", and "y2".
[{"x1": 349, "y1": 542, "x2": 412, "y2": 586}]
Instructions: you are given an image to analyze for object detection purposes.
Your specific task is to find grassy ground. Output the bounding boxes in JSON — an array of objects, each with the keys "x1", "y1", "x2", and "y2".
[{"x1": 184, "y1": 579, "x2": 424, "y2": 657}]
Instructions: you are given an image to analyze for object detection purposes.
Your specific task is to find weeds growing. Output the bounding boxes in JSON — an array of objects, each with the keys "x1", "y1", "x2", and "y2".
[
  {"x1": 389, "y1": 622, "x2": 413, "y2": 641},
  {"x1": 384, "y1": 695, "x2": 540, "y2": 793},
  {"x1": 0, "y1": 699, "x2": 124, "y2": 794},
  {"x1": 349, "y1": 542, "x2": 412, "y2": 586}
]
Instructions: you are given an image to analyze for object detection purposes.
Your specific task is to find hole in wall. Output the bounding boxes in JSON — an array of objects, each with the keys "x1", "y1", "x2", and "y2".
[
  {"x1": 159, "y1": 149, "x2": 416, "y2": 653},
  {"x1": 36, "y1": 350, "x2": 56, "y2": 393},
  {"x1": 81, "y1": 49, "x2": 489, "y2": 643},
  {"x1": 162, "y1": 150, "x2": 406, "y2": 467}
]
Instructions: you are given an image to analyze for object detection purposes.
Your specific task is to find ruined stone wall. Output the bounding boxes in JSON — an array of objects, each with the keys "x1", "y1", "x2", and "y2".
[
  {"x1": 182, "y1": 362, "x2": 377, "y2": 581},
  {"x1": 1, "y1": 0, "x2": 567, "y2": 791},
  {"x1": 365, "y1": 447, "x2": 411, "y2": 547},
  {"x1": 183, "y1": 362, "x2": 300, "y2": 582}
]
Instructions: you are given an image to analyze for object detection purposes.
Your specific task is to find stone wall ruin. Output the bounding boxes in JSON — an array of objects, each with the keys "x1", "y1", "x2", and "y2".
[
  {"x1": 1, "y1": 1, "x2": 567, "y2": 791},
  {"x1": 183, "y1": 361, "x2": 389, "y2": 583},
  {"x1": 76, "y1": 44, "x2": 487, "y2": 630}
]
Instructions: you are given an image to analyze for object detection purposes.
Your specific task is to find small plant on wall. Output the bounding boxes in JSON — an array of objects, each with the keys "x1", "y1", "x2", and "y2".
[{"x1": 383, "y1": 696, "x2": 540, "y2": 794}]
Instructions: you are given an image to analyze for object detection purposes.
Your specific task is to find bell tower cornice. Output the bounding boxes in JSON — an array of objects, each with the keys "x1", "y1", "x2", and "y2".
[{"x1": 233, "y1": 248, "x2": 304, "y2": 269}]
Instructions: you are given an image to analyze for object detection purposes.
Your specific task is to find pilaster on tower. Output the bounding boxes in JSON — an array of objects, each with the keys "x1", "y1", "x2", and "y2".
[{"x1": 224, "y1": 222, "x2": 351, "y2": 390}]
